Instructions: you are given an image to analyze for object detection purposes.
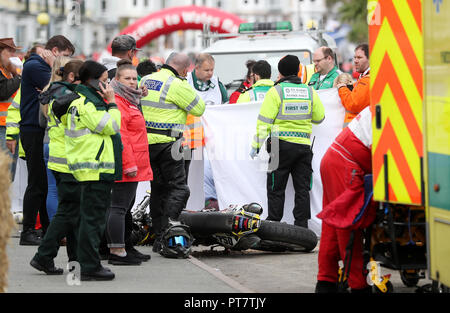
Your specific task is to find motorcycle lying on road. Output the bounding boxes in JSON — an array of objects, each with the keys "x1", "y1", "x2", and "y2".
[{"x1": 131, "y1": 191, "x2": 318, "y2": 255}]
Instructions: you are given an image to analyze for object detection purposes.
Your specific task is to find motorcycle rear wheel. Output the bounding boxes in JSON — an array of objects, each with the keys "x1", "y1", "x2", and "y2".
[{"x1": 257, "y1": 220, "x2": 318, "y2": 252}]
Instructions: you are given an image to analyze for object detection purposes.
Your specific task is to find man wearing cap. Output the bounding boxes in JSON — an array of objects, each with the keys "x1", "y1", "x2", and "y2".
[
  {"x1": 103, "y1": 34, "x2": 140, "y2": 82},
  {"x1": 0, "y1": 38, "x2": 22, "y2": 153},
  {"x1": 250, "y1": 55, "x2": 325, "y2": 228}
]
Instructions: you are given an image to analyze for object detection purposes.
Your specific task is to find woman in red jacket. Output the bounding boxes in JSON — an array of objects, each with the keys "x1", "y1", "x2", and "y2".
[{"x1": 106, "y1": 59, "x2": 153, "y2": 265}]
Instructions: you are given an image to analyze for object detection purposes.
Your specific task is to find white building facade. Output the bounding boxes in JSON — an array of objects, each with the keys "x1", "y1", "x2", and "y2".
[{"x1": 0, "y1": 0, "x2": 328, "y2": 57}]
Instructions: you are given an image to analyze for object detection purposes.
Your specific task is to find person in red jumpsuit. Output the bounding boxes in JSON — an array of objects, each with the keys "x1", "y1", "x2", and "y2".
[{"x1": 315, "y1": 105, "x2": 376, "y2": 293}]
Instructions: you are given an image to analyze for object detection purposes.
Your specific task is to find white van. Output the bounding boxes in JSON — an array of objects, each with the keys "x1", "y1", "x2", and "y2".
[{"x1": 202, "y1": 21, "x2": 337, "y2": 98}]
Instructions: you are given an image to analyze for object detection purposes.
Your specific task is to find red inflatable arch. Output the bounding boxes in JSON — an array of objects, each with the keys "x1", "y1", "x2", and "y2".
[{"x1": 106, "y1": 5, "x2": 245, "y2": 52}]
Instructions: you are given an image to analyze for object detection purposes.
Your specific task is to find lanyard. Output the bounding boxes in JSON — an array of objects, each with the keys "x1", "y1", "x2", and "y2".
[{"x1": 314, "y1": 67, "x2": 336, "y2": 90}]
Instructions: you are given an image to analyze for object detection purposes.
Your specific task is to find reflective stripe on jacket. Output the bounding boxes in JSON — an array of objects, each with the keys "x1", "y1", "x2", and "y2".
[
  {"x1": 139, "y1": 67, "x2": 205, "y2": 145},
  {"x1": 6, "y1": 89, "x2": 25, "y2": 158},
  {"x1": 6, "y1": 90, "x2": 20, "y2": 137},
  {"x1": 63, "y1": 87, "x2": 122, "y2": 182},
  {"x1": 182, "y1": 114, "x2": 205, "y2": 149},
  {"x1": 252, "y1": 80, "x2": 325, "y2": 149}
]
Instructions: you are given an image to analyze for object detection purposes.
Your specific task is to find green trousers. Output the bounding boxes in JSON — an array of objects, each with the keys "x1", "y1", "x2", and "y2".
[
  {"x1": 33, "y1": 177, "x2": 113, "y2": 273},
  {"x1": 33, "y1": 172, "x2": 80, "y2": 267},
  {"x1": 77, "y1": 180, "x2": 113, "y2": 273}
]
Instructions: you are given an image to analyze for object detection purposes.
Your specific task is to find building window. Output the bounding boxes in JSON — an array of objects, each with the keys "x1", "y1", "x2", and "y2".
[
  {"x1": 133, "y1": 0, "x2": 138, "y2": 6},
  {"x1": 101, "y1": 0, "x2": 107, "y2": 11}
]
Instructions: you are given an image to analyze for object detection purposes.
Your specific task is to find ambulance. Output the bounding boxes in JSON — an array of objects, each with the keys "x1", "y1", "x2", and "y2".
[
  {"x1": 368, "y1": 0, "x2": 449, "y2": 292},
  {"x1": 201, "y1": 21, "x2": 337, "y2": 97}
]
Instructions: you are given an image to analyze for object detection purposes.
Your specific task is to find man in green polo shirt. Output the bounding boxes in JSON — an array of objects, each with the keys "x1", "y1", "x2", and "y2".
[{"x1": 308, "y1": 47, "x2": 341, "y2": 90}]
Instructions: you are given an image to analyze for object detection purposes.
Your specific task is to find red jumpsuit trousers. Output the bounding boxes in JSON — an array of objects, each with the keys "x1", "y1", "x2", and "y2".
[{"x1": 317, "y1": 127, "x2": 372, "y2": 290}]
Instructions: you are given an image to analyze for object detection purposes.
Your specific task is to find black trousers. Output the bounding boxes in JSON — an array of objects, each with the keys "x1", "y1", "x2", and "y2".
[
  {"x1": 20, "y1": 129, "x2": 49, "y2": 232},
  {"x1": 106, "y1": 181, "x2": 138, "y2": 248},
  {"x1": 149, "y1": 142, "x2": 190, "y2": 236},
  {"x1": 266, "y1": 140, "x2": 313, "y2": 228},
  {"x1": 33, "y1": 171, "x2": 80, "y2": 267}
]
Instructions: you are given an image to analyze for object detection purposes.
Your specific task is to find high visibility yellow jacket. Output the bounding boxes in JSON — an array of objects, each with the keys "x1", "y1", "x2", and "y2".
[
  {"x1": 298, "y1": 64, "x2": 316, "y2": 84},
  {"x1": 5, "y1": 89, "x2": 25, "y2": 158},
  {"x1": 139, "y1": 66, "x2": 205, "y2": 145},
  {"x1": 45, "y1": 81, "x2": 77, "y2": 173},
  {"x1": 63, "y1": 84, "x2": 122, "y2": 182},
  {"x1": 0, "y1": 66, "x2": 19, "y2": 126},
  {"x1": 252, "y1": 79, "x2": 325, "y2": 149},
  {"x1": 237, "y1": 79, "x2": 274, "y2": 103}
]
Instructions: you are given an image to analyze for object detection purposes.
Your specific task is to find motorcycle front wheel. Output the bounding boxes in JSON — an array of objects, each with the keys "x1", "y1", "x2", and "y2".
[{"x1": 256, "y1": 220, "x2": 318, "y2": 252}]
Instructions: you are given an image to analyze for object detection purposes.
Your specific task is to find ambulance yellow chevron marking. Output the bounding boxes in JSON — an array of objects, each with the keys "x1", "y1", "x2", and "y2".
[{"x1": 370, "y1": 0, "x2": 423, "y2": 204}]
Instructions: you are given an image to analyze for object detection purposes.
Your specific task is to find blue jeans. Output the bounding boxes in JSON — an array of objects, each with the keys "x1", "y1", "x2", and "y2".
[
  {"x1": 0, "y1": 126, "x2": 6, "y2": 151},
  {"x1": 44, "y1": 143, "x2": 59, "y2": 221}
]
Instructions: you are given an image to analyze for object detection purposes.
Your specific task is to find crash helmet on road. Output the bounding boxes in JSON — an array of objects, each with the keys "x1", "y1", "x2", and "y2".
[
  {"x1": 243, "y1": 203, "x2": 263, "y2": 215},
  {"x1": 160, "y1": 224, "x2": 193, "y2": 259}
]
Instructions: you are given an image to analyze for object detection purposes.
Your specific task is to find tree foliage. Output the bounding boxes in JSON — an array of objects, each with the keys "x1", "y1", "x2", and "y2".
[{"x1": 326, "y1": 0, "x2": 369, "y2": 43}]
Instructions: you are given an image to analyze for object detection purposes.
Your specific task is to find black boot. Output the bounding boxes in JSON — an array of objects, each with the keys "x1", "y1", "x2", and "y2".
[
  {"x1": 81, "y1": 266, "x2": 115, "y2": 281},
  {"x1": 30, "y1": 257, "x2": 63, "y2": 275},
  {"x1": 20, "y1": 229, "x2": 41, "y2": 246},
  {"x1": 315, "y1": 280, "x2": 338, "y2": 293}
]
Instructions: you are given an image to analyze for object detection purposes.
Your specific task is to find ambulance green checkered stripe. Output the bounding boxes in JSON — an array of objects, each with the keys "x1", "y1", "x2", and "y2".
[{"x1": 271, "y1": 131, "x2": 311, "y2": 138}]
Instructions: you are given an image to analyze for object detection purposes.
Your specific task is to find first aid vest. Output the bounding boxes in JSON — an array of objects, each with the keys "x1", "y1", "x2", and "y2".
[
  {"x1": 63, "y1": 86, "x2": 121, "y2": 182},
  {"x1": 252, "y1": 81, "x2": 325, "y2": 149},
  {"x1": 139, "y1": 67, "x2": 205, "y2": 145},
  {"x1": 237, "y1": 79, "x2": 274, "y2": 103}
]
